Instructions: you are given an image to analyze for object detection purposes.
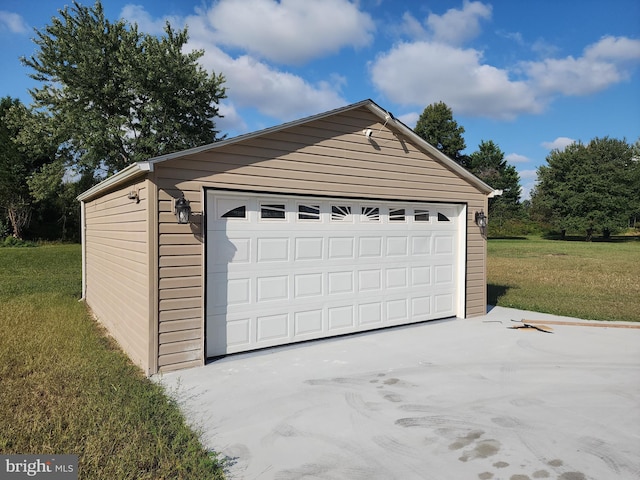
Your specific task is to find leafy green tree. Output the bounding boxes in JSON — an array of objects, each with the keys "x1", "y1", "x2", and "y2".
[
  {"x1": 0, "y1": 97, "x2": 55, "y2": 239},
  {"x1": 469, "y1": 140, "x2": 521, "y2": 220},
  {"x1": 22, "y1": 0, "x2": 226, "y2": 177},
  {"x1": 531, "y1": 137, "x2": 638, "y2": 240},
  {"x1": 414, "y1": 101, "x2": 468, "y2": 167}
]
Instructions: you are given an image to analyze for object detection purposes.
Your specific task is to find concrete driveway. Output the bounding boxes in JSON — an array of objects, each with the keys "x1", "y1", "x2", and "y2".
[{"x1": 157, "y1": 306, "x2": 640, "y2": 480}]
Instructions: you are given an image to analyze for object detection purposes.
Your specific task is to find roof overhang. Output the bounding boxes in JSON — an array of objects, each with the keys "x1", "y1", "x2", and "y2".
[{"x1": 77, "y1": 162, "x2": 153, "y2": 202}]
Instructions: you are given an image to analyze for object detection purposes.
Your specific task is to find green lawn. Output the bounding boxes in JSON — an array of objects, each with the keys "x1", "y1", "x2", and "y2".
[
  {"x1": 488, "y1": 236, "x2": 640, "y2": 322},
  {"x1": 0, "y1": 244, "x2": 225, "y2": 479}
]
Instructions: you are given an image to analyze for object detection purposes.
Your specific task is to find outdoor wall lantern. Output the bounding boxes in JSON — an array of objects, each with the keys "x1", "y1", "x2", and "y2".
[
  {"x1": 475, "y1": 210, "x2": 487, "y2": 232},
  {"x1": 174, "y1": 194, "x2": 191, "y2": 224}
]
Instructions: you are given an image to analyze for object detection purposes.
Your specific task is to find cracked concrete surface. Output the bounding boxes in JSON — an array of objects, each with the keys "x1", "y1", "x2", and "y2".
[{"x1": 157, "y1": 306, "x2": 640, "y2": 480}]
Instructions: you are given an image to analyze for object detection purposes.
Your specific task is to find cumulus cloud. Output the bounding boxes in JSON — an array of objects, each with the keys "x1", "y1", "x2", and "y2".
[
  {"x1": 518, "y1": 169, "x2": 538, "y2": 180},
  {"x1": 216, "y1": 102, "x2": 248, "y2": 135},
  {"x1": 397, "y1": 1, "x2": 491, "y2": 45},
  {"x1": 371, "y1": 0, "x2": 640, "y2": 121},
  {"x1": 542, "y1": 137, "x2": 576, "y2": 150},
  {"x1": 505, "y1": 153, "x2": 530, "y2": 164},
  {"x1": 518, "y1": 169, "x2": 539, "y2": 201},
  {"x1": 425, "y1": 0, "x2": 492, "y2": 46},
  {"x1": 522, "y1": 36, "x2": 640, "y2": 96},
  {"x1": 370, "y1": 41, "x2": 539, "y2": 119},
  {"x1": 203, "y1": 0, "x2": 375, "y2": 65},
  {"x1": 397, "y1": 111, "x2": 419, "y2": 128},
  {"x1": 188, "y1": 37, "x2": 345, "y2": 121},
  {"x1": 0, "y1": 11, "x2": 29, "y2": 34}
]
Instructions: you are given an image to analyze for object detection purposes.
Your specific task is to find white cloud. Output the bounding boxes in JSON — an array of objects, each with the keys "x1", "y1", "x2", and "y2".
[
  {"x1": 216, "y1": 102, "x2": 248, "y2": 135},
  {"x1": 370, "y1": 41, "x2": 539, "y2": 119},
  {"x1": 426, "y1": 0, "x2": 492, "y2": 46},
  {"x1": 203, "y1": 0, "x2": 375, "y2": 65},
  {"x1": 397, "y1": 111, "x2": 419, "y2": 128},
  {"x1": 505, "y1": 153, "x2": 529, "y2": 164},
  {"x1": 0, "y1": 11, "x2": 29, "y2": 34},
  {"x1": 517, "y1": 169, "x2": 538, "y2": 201},
  {"x1": 518, "y1": 169, "x2": 538, "y2": 180},
  {"x1": 584, "y1": 36, "x2": 640, "y2": 62},
  {"x1": 523, "y1": 36, "x2": 640, "y2": 96},
  {"x1": 542, "y1": 137, "x2": 575, "y2": 150},
  {"x1": 120, "y1": 4, "x2": 182, "y2": 34},
  {"x1": 190, "y1": 39, "x2": 346, "y2": 121}
]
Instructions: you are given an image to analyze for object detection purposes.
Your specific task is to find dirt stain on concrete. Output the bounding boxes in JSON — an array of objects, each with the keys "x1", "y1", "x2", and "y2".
[
  {"x1": 448, "y1": 430, "x2": 484, "y2": 450},
  {"x1": 547, "y1": 459, "x2": 563, "y2": 467},
  {"x1": 478, "y1": 472, "x2": 494, "y2": 479},
  {"x1": 510, "y1": 475, "x2": 531, "y2": 480},
  {"x1": 558, "y1": 473, "x2": 586, "y2": 480},
  {"x1": 459, "y1": 439, "x2": 500, "y2": 462},
  {"x1": 532, "y1": 470, "x2": 550, "y2": 478},
  {"x1": 493, "y1": 461, "x2": 509, "y2": 468}
]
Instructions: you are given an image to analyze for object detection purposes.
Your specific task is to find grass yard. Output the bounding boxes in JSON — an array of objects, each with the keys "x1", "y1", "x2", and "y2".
[
  {"x1": 0, "y1": 244, "x2": 225, "y2": 479},
  {"x1": 488, "y1": 236, "x2": 640, "y2": 322}
]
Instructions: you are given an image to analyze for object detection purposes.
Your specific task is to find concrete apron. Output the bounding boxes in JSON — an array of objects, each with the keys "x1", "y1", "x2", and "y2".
[{"x1": 156, "y1": 306, "x2": 640, "y2": 480}]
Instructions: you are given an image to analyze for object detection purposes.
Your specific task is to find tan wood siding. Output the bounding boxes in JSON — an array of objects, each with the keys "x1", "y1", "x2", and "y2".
[
  {"x1": 153, "y1": 106, "x2": 489, "y2": 371},
  {"x1": 84, "y1": 179, "x2": 151, "y2": 373}
]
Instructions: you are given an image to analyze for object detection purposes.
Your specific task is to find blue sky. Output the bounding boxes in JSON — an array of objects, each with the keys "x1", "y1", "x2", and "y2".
[{"x1": 1, "y1": 0, "x2": 639, "y2": 199}]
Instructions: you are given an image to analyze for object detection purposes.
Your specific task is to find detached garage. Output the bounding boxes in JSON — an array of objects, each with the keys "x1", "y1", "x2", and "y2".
[{"x1": 78, "y1": 99, "x2": 497, "y2": 375}]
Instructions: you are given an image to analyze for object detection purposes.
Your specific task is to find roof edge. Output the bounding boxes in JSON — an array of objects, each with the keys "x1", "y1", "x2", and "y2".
[{"x1": 77, "y1": 161, "x2": 151, "y2": 202}]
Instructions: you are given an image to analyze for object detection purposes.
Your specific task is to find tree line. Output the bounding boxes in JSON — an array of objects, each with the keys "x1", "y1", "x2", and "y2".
[
  {"x1": 1, "y1": 1, "x2": 638, "y2": 242},
  {"x1": 413, "y1": 102, "x2": 640, "y2": 240}
]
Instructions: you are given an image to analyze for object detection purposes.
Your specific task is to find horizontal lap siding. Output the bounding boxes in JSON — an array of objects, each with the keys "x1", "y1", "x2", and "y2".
[
  {"x1": 154, "y1": 106, "x2": 488, "y2": 371},
  {"x1": 84, "y1": 180, "x2": 151, "y2": 372},
  {"x1": 156, "y1": 188, "x2": 203, "y2": 372}
]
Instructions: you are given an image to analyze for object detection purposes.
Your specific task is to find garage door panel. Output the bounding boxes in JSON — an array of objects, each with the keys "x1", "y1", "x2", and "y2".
[
  {"x1": 295, "y1": 237, "x2": 323, "y2": 260},
  {"x1": 206, "y1": 192, "x2": 464, "y2": 357}
]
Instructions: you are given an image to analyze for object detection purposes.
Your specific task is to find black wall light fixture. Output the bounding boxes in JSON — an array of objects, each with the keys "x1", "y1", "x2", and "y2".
[
  {"x1": 475, "y1": 210, "x2": 487, "y2": 234},
  {"x1": 174, "y1": 193, "x2": 191, "y2": 224}
]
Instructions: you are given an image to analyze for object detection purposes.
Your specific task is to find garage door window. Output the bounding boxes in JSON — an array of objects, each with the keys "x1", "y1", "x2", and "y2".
[
  {"x1": 361, "y1": 206, "x2": 380, "y2": 222},
  {"x1": 298, "y1": 204, "x2": 320, "y2": 220},
  {"x1": 389, "y1": 208, "x2": 406, "y2": 222},
  {"x1": 414, "y1": 209, "x2": 430, "y2": 222},
  {"x1": 438, "y1": 212, "x2": 450, "y2": 222},
  {"x1": 261, "y1": 203, "x2": 286, "y2": 219},
  {"x1": 331, "y1": 206, "x2": 352, "y2": 221},
  {"x1": 221, "y1": 205, "x2": 247, "y2": 218}
]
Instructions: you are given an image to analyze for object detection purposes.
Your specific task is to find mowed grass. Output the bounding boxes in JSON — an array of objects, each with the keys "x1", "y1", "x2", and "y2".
[
  {"x1": 0, "y1": 244, "x2": 225, "y2": 479},
  {"x1": 488, "y1": 236, "x2": 640, "y2": 322}
]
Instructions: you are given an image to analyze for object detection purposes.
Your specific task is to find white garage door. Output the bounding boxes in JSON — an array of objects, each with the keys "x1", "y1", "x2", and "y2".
[{"x1": 206, "y1": 192, "x2": 465, "y2": 357}]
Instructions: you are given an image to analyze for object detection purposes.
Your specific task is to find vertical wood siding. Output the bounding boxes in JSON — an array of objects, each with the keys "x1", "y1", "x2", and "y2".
[
  {"x1": 153, "y1": 106, "x2": 489, "y2": 372},
  {"x1": 84, "y1": 179, "x2": 151, "y2": 373}
]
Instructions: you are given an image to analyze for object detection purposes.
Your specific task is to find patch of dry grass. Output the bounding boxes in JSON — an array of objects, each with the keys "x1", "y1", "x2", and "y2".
[
  {"x1": 0, "y1": 244, "x2": 225, "y2": 479},
  {"x1": 487, "y1": 237, "x2": 640, "y2": 322}
]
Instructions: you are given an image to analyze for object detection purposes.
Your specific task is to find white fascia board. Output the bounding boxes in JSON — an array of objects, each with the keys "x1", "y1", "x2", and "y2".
[{"x1": 76, "y1": 161, "x2": 151, "y2": 202}]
